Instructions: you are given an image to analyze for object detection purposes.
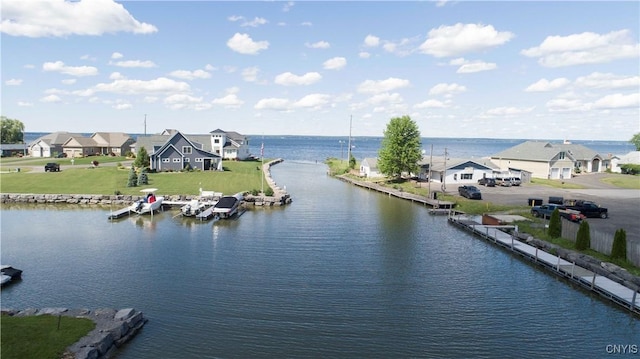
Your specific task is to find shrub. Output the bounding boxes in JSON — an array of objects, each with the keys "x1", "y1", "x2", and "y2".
[
  {"x1": 127, "y1": 167, "x2": 138, "y2": 187},
  {"x1": 137, "y1": 172, "x2": 149, "y2": 186},
  {"x1": 575, "y1": 220, "x2": 591, "y2": 250},
  {"x1": 250, "y1": 189, "x2": 259, "y2": 196},
  {"x1": 547, "y1": 208, "x2": 562, "y2": 238},
  {"x1": 264, "y1": 187, "x2": 274, "y2": 196},
  {"x1": 92, "y1": 160, "x2": 99, "y2": 167},
  {"x1": 611, "y1": 228, "x2": 627, "y2": 260}
]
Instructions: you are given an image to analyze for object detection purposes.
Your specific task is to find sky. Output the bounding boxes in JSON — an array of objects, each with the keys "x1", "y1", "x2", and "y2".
[{"x1": 1, "y1": 0, "x2": 639, "y2": 141}]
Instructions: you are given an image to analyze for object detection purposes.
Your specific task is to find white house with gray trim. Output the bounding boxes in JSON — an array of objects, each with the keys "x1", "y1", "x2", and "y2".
[
  {"x1": 490, "y1": 140, "x2": 605, "y2": 179},
  {"x1": 360, "y1": 157, "x2": 383, "y2": 178}
]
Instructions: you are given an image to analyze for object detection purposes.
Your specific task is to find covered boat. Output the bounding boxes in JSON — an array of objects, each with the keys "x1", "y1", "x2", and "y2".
[{"x1": 212, "y1": 192, "x2": 244, "y2": 219}]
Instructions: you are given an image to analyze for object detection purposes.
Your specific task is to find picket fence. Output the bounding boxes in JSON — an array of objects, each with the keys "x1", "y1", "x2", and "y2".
[{"x1": 562, "y1": 220, "x2": 640, "y2": 266}]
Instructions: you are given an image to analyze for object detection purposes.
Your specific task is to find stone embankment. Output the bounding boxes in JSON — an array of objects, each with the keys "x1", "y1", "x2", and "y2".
[
  {"x1": 2, "y1": 307, "x2": 147, "y2": 359},
  {"x1": 244, "y1": 158, "x2": 292, "y2": 207}
]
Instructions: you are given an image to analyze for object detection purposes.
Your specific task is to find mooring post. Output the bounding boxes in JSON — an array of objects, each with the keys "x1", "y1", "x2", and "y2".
[
  {"x1": 556, "y1": 254, "x2": 561, "y2": 271},
  {"x1": 571, "y1": 262, "x2": 575, "y2": 278},
  {"x1": 535, "y1": 248, "x2": 538, "y2": 262},
  {"x1": 631, "y1": 291, "x2": 637, "y2": 311},
  {"x1": 591, "y1": 273, "x2": 597, "y2": 289}
]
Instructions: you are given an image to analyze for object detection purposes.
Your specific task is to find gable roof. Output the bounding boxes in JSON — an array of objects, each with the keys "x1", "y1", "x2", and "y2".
[
  {"x1": 490, "y1": 140, "x2": 601, "y2": 161},
  {"x1": 152, "y1": 131, "x2": 219, "y2": 158},
  {"x1": 420, "y1": 156, "x2": 499, "y2": 172},
  {"x1": 91, "y1": 132, "x2": 134, "y2": 147},
  {"x1": 63, "y1": 136, "x2": 98, "y2": 147},
  {"x1": 362, "y1": 157, "x2": 378, "y2": 169},
  {"x1": 619, "y1": 151, "x2": 640, "y2": 164},
  {"x1": 30, "y1": 132, "x2": 83, "y2": 146}
]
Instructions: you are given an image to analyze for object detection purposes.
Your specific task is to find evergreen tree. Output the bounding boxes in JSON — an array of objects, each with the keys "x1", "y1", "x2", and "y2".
[
  {"x1": 611, "y1": 228, "x2": 627, "y2": 260},
  {"x1": 548, "y1": 208, "x2": 562, "y2": 238},
  {"x1": 137, "y1": 171, "x2": 149, "y2": 186},
  {"x1": 133, "y1": 146, "x2": 150, "y2": 168},
  {"x1": 575, "y1": 220, "x2": 591, "y2": 250},
  {"x1": 378, "y1": 115, "x2": 422, "y2": 180},
  {"x1": 127, "y1": 167, "x2": 138, "y2": 187}
]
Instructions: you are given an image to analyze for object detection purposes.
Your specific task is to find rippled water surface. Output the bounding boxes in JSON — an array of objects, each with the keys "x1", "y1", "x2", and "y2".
[{"x1": 1, "y1": 161, "x2": 638, "y2": 358}]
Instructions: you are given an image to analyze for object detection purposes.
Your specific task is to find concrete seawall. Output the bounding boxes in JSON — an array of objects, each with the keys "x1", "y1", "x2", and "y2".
[{"x1": 1, "y1": 307, "x2": 147, "y2": 359}]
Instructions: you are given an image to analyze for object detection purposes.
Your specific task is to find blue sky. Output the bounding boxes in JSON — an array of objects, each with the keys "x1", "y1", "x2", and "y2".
[{"x1": 1, "y1": 0, "x2": 639, "y2": 140}]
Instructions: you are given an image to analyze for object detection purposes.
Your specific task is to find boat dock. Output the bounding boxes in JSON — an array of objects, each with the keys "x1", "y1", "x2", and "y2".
[
  {"x1": 337, "y1": 175, "x2": 455, "y2": 210},
  {"x1": 108, "y1": 207, "x2": 132, "y2": 220},
  {"x1": 448, "y1": 215, "x2": 640, "y2": 315}
]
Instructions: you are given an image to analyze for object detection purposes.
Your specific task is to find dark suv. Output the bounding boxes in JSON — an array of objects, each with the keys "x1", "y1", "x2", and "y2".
[
  {"x1": 44, "y1": 163, "x2": 60, "y2": 172},
  {"x1": 477, "y1": 178, "x2": 496, "y2": 187}
]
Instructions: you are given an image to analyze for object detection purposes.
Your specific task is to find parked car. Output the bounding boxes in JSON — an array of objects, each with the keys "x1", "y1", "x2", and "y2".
[
  {"x1": 564, "y1": 199, "x2": 608, "y2": 219},
  {"x1": 56, "y1": 152, "x2": 67, "y2": 158},
  {"x1": 44, "y1": 163, "x2": 60, "y2": 172},
  {"x1": 477, "y1": 178, "x2": 496, "y2": 187},
  {"x1": 496, "y1": 177, "x2": 512, "y2": 187},
  {"x1": 458, "y1": 185, "x2": 482, "y2": 200},
  {"x1": 530, "y1": 204, "x2": 585, "y2": 222},
  {"x1": 509, "y1": 177, "x2": 522, "y2": 186}
]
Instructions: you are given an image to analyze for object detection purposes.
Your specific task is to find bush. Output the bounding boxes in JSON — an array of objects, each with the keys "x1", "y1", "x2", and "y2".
[
  {"x1": 137, "y1": 172, "x2": 149, "y2": 186},
  {"x1": 92, "y1": 160, "x2": 99, "y2": 167},
  {"x1": 548, "y1": 209, "x2": 562, "y2": 238},
  {"x1": 264, "y1": 187, "x2": 274, "y2": 196},
  {"x1": 250, "y1": 189, "x2": 259, "y2": 196},
  {"x1": 620, "y1": 164, "x2": 640, "y2": 175},
  {"x1": 575, "y1": 220, "x2": 591, "y2": 250},
  {"x1": 611, "y1": 228, "x2": 627, "y2": 260},
  {"x1": 127, "y1": 167, "x2": 137, "y2": 187}
]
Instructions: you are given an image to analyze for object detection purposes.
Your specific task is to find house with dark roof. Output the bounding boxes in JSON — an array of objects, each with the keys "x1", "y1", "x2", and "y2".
[
  {"x1": 489, "y1": 140, "x2": 604, "y2": 179},
  {"x1": 210, "y1": 129, "x2": 251, "y2": 160},
  {"x1": 149, "y1": 131, "x2": 221, "y2": 171}
]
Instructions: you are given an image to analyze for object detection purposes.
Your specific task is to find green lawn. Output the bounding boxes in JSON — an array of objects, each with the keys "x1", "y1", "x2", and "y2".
[
  {"x1": 0, "y1": 155, "x2": 128, "y2": 166},
  {"x1": 0, "y1": 160, "x2": 267, "y2": 196},
  {"x1": 530, "y1": 177, "x2": 585, "y2": 189},
  {"x1": 1, "y1": 314, "x2": 95, "y2": 359},
  {"x1": 601, "y1": 174, "x2": 640, "y2": 189}
]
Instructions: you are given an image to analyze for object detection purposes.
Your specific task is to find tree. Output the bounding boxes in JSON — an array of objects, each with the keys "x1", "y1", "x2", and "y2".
[
  {"x1": 575, "y1": 220, "x2": 591, "y2": 251},
  {"x1": 0, "y1": 116, "x2": 25, "y2": 144},
  {"x1": 137, "y1": 171, "x2": 149, "y2": 186},
  {"x1": 548, "y1": 209, "x2": 562, "y2": 238},
  {"x1": 127, "y1": 167, "x2": 138, "y2": 187},
  {"x1": 630, "y1": 133, "x2": 640, "y2": 151},
  {"x1": 349, "y1": 153, "x2": 356, "y2": 169},
  {"x1": 611, "y1": 228, "x2": 627, "y2": 260},
  {"x1": 378, "y1": 115, "x2": 422, "y2": 179},
  {"x1": 133, "y1": 146, "x2": 150, "y2": 168}
]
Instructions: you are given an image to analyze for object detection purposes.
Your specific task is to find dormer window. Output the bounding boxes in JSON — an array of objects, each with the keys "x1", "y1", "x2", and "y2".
[
  {"x1": 182, "y1": 146, "x2": 192, "y2": 154},
  {"x1": 559, "y1": 151, "x2": 565, "y2": 160}
]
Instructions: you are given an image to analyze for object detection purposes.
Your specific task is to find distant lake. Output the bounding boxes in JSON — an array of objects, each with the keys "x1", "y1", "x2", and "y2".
[{"x1": 1, "y1": 160, "x2": 638, "y2": 358}]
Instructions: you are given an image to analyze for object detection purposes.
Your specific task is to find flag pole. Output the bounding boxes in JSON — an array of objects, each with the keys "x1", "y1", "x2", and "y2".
[{"x1": 261, "y1": 135, "x2": 264, "y2": 196}]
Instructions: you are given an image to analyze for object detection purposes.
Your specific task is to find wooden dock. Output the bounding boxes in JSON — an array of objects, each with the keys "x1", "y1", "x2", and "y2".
[
  {"x1": 337, "y1": 175, "x2": 455, "y2": 209},
  {"x1": 108, "y1": 207, "x2": 131, "y2": 220},
  {"x1": 449, "y1": 215, "x2": 640, "y2": 315}
]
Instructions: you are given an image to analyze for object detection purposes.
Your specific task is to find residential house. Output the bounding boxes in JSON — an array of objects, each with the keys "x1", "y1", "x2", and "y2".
[
  {"x1": 62, "y1": 136, "x2": 100, "y2": 157},
  {"x1": 490, "y1": 140, "x2": 604, "y2": 179},
  {"x1": 210, "y1": 129, "x2": 251, "y2": 160},
  {"x1": 91, "y1": 132, "x2": 135, "y2": 156},
  {"x1": 360, "y1": 158, "x2": 383, "y2": 178},
  {"x1": 149, "y1": 131, "x2": 221, "y2": 171},
  {"x1": 610, "y1": 151, "x2": 640, "y2": 173},
  {"x1": 420, "y1": 156, "x2": 499, "y2": 187},
  {"x1": 0, "y1": 143, "x2": 27, "y2": 157},
  {"x1": 29, "y1": 131, "x2": 82, "y2": 157}
]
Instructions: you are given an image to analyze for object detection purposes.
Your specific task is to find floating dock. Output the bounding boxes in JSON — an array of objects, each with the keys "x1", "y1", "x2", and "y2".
[
  {"x1": 108, "y1": 207, "x2": 132, "y2": 220},
  {"x1": 449, "y1": 215, "x2": 640, "y2": 315}
]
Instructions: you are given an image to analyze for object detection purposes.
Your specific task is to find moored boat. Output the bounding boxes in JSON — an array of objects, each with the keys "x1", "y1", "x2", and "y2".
[
  {"x1": 181, "y1": 199, "x2": 210, "y2": 217},
  {"x1": 213, "y1": 192, "x2": 244, "y2": 219},
  {"x1": 1, "y1": 265, "x2": 22, "y2": 287},
  {"x1": 130, "y1": 188, "x2": 164, "y2": 215}
]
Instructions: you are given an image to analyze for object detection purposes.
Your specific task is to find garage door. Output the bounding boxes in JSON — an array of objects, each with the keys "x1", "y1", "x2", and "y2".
[
  {"x1": 550, "y1": 168, "x2": 560, "y2": 179},
  {"x1": 562, "y1": 168, "x2": 571, "y2": 179}
]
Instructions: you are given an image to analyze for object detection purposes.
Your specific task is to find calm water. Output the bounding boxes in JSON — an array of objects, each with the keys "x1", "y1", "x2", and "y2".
[{"x1": 1, "y1": 161, "x2": 638, "y2": 358}]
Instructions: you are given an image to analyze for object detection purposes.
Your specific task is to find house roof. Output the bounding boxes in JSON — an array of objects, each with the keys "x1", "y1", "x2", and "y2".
[
  {"x1": 152, "y1": 131, "x2": 219, "y2": 158},
  {"x1": 619, "y1": 151, "x2": 640, "y2": 164},
  {"x1": 92, "y1": 132, "x2": 134, "y2": 147},
  {"x1": 362, "y1": 157, "x2": 378, "y2": 169},
  {"x1": 420, "y1": 156, "x2": 499, "y2": 172},
  {"x1": 491, "y1": 140, "x2": 600, "y2": 161},
  {"x1": 64, "y1": 136, "x2": 98, "y2": 147},
  {"x1": 30, "y1": 132, "x2": 83, "y2": 146}
]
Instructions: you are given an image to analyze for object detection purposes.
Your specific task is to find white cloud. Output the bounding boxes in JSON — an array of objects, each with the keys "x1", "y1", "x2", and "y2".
[
  {"x1": 456, "y1": 61, "x2": 497, "y2": 73},
  {"x1": 283, "y1": 2, "x2": 295, "y2": 12},
  {"x1": 592, "y1": 93, "x2": 640, "y2": 109},
  {"x1": 0, "y1": 0, "x2": 157, "y2": 37},
  {"x1": 212, "y1": 94, "x2": 244, "y2": 108},
  {"x1": 241, "y1": 17, "x2": 268, "y2": 28},
  {"x1": 113, "y1": 102, "x2": 132, "y2": 110},
  {"x1": 367, "y1": 92, "x2": 404, "y2": 105},
  {"x1": 294, "y1": 94, "x2": 331, "y2": 109},
  {"x1": 110, "y1": 72, "x2": 125, "y2": 80},
  {"x1": 414, "y1": 99, "x2": 449, "y2": 109},
  {"x1": 484, "y1": 106, "x2": 535, "y2": 116},
  {"x1": 419, "y1": 23, "x2": 514, "y2": 57},
  {"x1": 111, "y1": 52, "x2": 124, "y2": 59},
  {"x1": 5, "y1": 79, "x2": 22, "y2": 86},
  {"x1": 274, "y1": 72, "x2": 322, "y2": 86},
  {"x1": 546, "y1": 98, "x2": 590, "y2": 112},
  {"x1": 228, "y1": 15, "x2": 243, "y2": 22},
  {"x1": 242, "y1": 67, "x2": 260, "y2": 82},
  {"x1": 428, "y1": 83, "x2": 467, "y2": 96},
  {"x1": 43, "y1": 61, "x2": 98, "y2": 76},
  {"x1": 169, "y1": 69, "x2": 212, "y2": 80},
  {"x1": 62, "y1": 79, "x2": 77, "y2": 85},
  {"x1": 574, "y1": 72, "x2": 640, "y2": 89},
  {"x1": 164, "y1": 94, "x2": 210, "y2": 110},
  {"x1": 254, "y1": 98, "x2": 291, "y2": 111},
  {"x1": 525, "y1": 78, "x2": 571, "y2": 92},
  {"x1": 323, "y1": 57, "x2": 346, "y2": 70},
  {"x1": 88, "y1": 77, "x2": 191, "y2": 96},
  {"x1": 227, "y1": 33, "x2": 269, "y2": 55},
  {"x1": 111, "y1": 60, "x2": 157, "y2": 68},
  {"x1": 40, "y1": 94, "x2": 61, "y2": 103},
  {"x1": 359, "y1": 52, "x2": 371, "y2": 59},
  {"x1": 382, "y1": 37, "x2": 418, "y2": 57},
  {"x1": 357, "y1": 77, "x2": 410, "y2": 94},
  {"x1": 17, "y1": 101, "x2": 33, "y2": 107},
  {"x1": 306, "y1": 41, "x2": 330, "y2": 49},
  {"x1": 521, "y1": 30, "x2": 640, "y2": 67},
  {"x1": 364, "y1": 35, "x2": 380, "y2": 47},
  {"x1": 301, "y1": 22, "x2": 312, "y2": 27}
]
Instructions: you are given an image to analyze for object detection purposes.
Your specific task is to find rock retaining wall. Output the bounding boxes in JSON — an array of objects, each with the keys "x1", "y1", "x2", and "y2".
[{"x1": 1, "y1": 307, "x2": 147, "y2": 359}]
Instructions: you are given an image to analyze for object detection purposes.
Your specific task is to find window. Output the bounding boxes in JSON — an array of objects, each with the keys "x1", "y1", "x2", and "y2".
[
  {"x1": 162, "y1": 158, "x2": 170, "y2": 163},
  {"x1": 559, "y1": 151, "x2": 565, "y2": 160},
  {"x1": 214, "y1": 139, "x2": 220, "y2": 144},
  {"x1": 195, "y1": 158, "x2": 203, "y2": 162},
  {"x1": 184, "y1": 158, "x2": 190, "y2": 162},
  {"x1": 173, "y1": 158, "x2": 181, "y2": 163},
  {"x1": 461, "y1": 173, "x2": 473, "y2": 180},
  {"x1": 182, "y1": 146, "x2": 192, "y2": 154}
]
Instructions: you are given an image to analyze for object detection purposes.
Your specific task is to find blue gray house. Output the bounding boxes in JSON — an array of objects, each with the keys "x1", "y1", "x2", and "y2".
[{"x1": 149, "y1": 131, "x2": 221, "y2": 171}]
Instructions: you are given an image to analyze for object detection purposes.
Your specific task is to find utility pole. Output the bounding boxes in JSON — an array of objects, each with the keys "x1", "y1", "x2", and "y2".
[
  {"x1": 428, "y1": 144, "x2": 433, "y2": 197},
  {"x1": 441, "y1": 147, "x2": 448, "y2": 192},
  {"x1": 347, "y1": 115, "x2": 352, "y2": 165},
  {"x1": 144, "y1": 114, "x2": 147, "y2": 136}
]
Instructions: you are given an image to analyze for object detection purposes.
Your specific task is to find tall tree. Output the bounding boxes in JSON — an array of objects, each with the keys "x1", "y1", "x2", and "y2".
[
  {"x1": 133, "y1": 146, "x2": 150, "y2": 168},
  {"x1": 630, "y1": 132, "x2": 640, "y2": 151},
  {"x1": 378, "y1": 115, "x2": 422, "y2": 180},
  {"x1": 0, "y1": 116, "x2": 25, "y2": 144}
]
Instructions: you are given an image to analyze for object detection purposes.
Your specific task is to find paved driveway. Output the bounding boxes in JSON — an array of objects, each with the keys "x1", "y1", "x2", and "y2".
[{"x1": 454, "y1": 173, "x2": 640, "y2": 245}]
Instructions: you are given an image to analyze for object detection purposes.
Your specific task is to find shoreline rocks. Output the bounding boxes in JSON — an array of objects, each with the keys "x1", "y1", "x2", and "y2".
[{"x1": 1, "y1": 307, "x2": 147, "y2": 359}]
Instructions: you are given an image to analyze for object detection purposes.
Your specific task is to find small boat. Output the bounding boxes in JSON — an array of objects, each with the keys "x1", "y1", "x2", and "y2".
[
  {"x1": 181, "y1": 199, "x2": 210, "y2": 217},
  {"x1": 130, "y1": 188, "x2": 164, "y2": 215},
  {"x1": 1, "y1": 265, "x2": 22, "y2": 287},
  {"x1": 213, "y1": 192, "x2": 244, "y2": 219}
]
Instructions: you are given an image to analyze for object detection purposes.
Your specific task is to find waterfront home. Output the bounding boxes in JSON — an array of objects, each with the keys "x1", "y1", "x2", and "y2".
[
  {"x1": 360, "y1": 158, "x2": 383, "y2": 178},
  {"x1": 148, "y1": 131, "x2": 222, "y2": 171},
  {"x1": 420, "y1": 156, "x2": 499, "y2": 185},
  {"x1": 490, "y1": 140, "x2": 605, "y2": 179},
  {"x1": 29, "y1": 131, "x2": 135, "y2": 158},
  {"x1": 610, "y1": 151, "x2": 640, "y2": 173},
  {"x1": 29, "y1": 131, "x2": 82, "y2": 157}
]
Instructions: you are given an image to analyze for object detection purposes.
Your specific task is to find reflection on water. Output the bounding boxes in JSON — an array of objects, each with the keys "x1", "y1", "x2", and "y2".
[{"x1": 1, "y1": 162, "x2": 638, "y2": 358}]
